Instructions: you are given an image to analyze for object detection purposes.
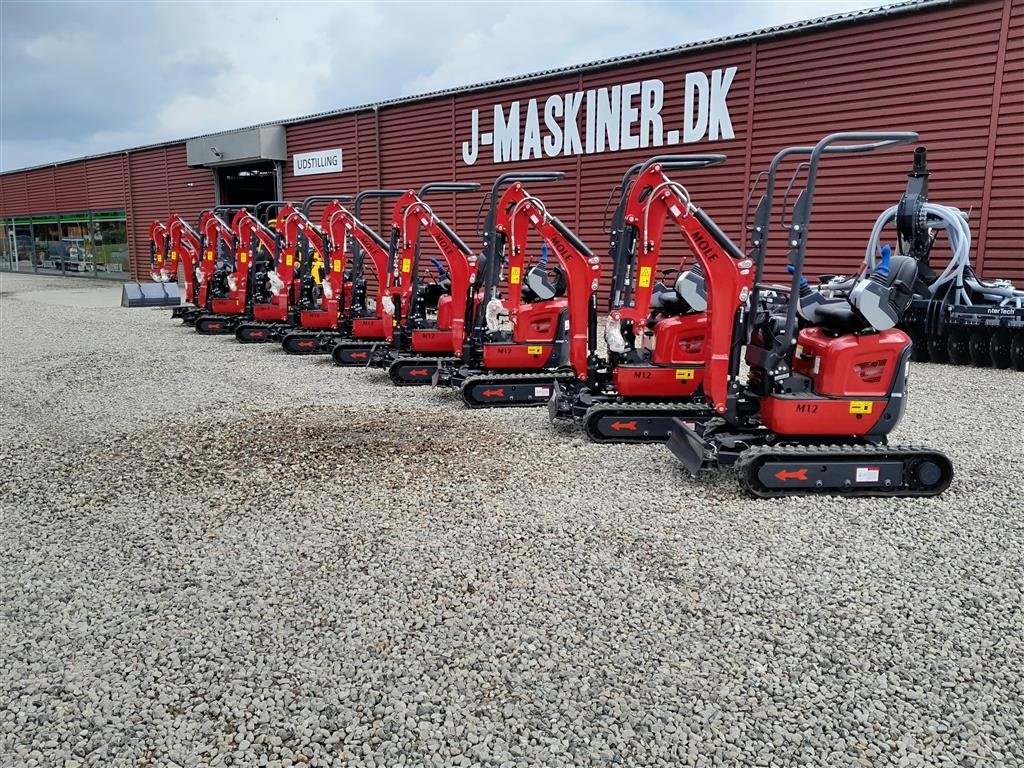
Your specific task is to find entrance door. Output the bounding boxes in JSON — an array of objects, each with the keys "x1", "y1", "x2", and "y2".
[{"x1": 217, "y1": 162, "x2": 278, "y2": 206}]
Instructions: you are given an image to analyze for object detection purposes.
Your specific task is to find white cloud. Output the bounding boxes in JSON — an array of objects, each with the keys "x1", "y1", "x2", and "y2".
[{"x1": 0, "y1": 0, "x2": 881, "y2": 171}]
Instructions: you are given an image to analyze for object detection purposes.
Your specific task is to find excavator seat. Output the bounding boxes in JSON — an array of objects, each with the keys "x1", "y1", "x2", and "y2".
[
  {"x1": 816, "y1": 255, "x2": 918, "y2": 333},
  {"x1": 650, "y1": 268, "x2": 707, "y2": 315},
  {"x1": 523, "y1": 265, "x2": 566, "y2": 302}
]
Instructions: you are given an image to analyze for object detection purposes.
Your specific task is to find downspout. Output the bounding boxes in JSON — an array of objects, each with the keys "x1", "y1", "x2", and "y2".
[
  {"x1": 374, "y1": 105, "x2": 384, "y2": 233},
  {"x1": 124, "y1": 151, "x2": 136, "y2": 279}
]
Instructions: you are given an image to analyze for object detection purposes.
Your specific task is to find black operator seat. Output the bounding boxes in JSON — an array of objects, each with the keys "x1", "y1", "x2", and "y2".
[
  {"x1": 816, "y1": 255, "x2": 918, "y2": 333},
  {"x1": 524, "y1": 264, "x2": 567, "y2": 302}
]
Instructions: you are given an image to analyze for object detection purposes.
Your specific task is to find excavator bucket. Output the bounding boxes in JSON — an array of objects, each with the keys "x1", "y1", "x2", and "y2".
[{"x1": 120, "y1": 281, "x2": 181, "y2": 308}]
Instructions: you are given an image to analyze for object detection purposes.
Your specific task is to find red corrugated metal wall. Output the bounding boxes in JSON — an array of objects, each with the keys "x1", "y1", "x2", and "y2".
[
  {"x1": 980, "y1": 0, "x2": 1024, "y2": 280},
  {"x1": 125, "y1": 145, "x2": 215, "y2": 278},
  {"x1": 1, "y1": 0, "x2": 1019, "y2": 285}
]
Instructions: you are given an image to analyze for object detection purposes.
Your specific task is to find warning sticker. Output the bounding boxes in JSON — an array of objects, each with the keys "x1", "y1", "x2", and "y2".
[
  {"x1": 170, "y1": 250, "x2": 177, "y2": 260},
  {"x1": 240, "y1": 252, "x2": 247, "y2": 264},
  {"x1": 510, "y1": 266, "x2": 521, "y2": 285},
  {"x1": 333, "y1": 259, "x2": 342, "y2": 273},
  {"x1": 286, "y1": 254, "x2": 293, "y2": 267},
  {"x1": 850, "y1": 401, "x2": 873, "y2": 414},
  {"x1": 527, "y1": 345, "x2": 543, "y2": 355},
  {"x1": 401, "y1": 257, "x2": 412, "y2": 274},
  {"x1": 675, "y1": 369, "x2": 695, "y2": 380},
  {"x1": 534, "y1": 386, "x2": 551, "y2": 398},
  {"x1": 638, "y1": 266, "x2": 652, "y2": 288},
  {"x1": 856, "y1": 466, "x2": 880, "y2": 483},
  {"x1": 206, "y1": 250, "x2": 214, "y2": 261}
]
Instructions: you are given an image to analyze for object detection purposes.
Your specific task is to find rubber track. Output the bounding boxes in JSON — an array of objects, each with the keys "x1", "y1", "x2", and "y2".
[
  {"x1": 461, "y1": 371, "x2": 576, "y2": 409},
  {"x1": 388, "y1": 357, "x2": 460, "y2": 386},
  {"x1": 582, "y1": 400, "x2": 714, "y2": 443},
  {"x1": 735, "y1": 443, "x2": 954, "y2": 498}
]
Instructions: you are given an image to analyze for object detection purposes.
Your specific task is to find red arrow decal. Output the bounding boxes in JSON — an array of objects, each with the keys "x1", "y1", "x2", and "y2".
[
  {"x1": 610, "y1": 420, "x2": 637, "y2": 431},
  {"x1": 207, "y1": 323, "x2": 222, "y2": 331},
  {"x1": 775, "y1": 469, "x2": 808, "y2": 481},
  {"x1": 481, "y1": 388, "x2": 505, "y2": 397},
  {"x1": 250, "y1": 331, "x2": 265, "y2": 339},
  {"x1": 408, "y1": 368, "x2": 429, "y2": 376},
  {"x1": 349, "y1": 351, "x2": 368, "y2": 360},
  {"x1": 297, "y1": 340, "x2": 314, "y2": 349}
]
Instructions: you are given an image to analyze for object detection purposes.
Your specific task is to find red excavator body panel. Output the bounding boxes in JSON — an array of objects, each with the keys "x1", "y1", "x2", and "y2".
[
  {"x1": 613, "y1": 365, "x2": 704, "y2": 398},
  {"x1": 352, "y1": 317, "x2": 391, "y2": 339},
  {"x1": 650, "y1": 314, "x2": 707, "y2": 365},
  {"x1": 762, "y1": 327, "x2": 908, "y2": 436},
  {"x1": 411, "y1": 329, "x2": 455, "y2": 353},
  {"x1": 513, "y1": 299, "x2": 566, "y2": 342},
  {"x1": 436, "y1": 295, "x2": 453, "y2": 331},
  {"x1": 482, "y1": 343, "x2": 555, "y2": 369},
  {"x1": 791, "y1": 327, "x2": 909, "y2": 398}
]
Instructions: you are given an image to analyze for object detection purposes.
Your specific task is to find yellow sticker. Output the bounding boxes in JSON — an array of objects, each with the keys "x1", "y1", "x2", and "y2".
[
  {"x1": 675, "y1": 369, "x2": 695, "y2": 380},
  {"x1": 527, "y1": 345, "x2": 543, "y2": 355},
  {"x1": 401, "y1": 257, "x2": 412, "y2": 273},
  {"x1": 286, "y1": 254, "x2": 293, "y2": 267},
  {"x1": 510, "y1": 266, "x2": 521, "y2": 285},
  {"x1": 206, "y1": 250, "x2": 214, "y2": 261},
  {"x1": 850, "y1": 401, "x2": 873, "y2": 414},
  {"x1": 333, "y1": 259, "x2": 342, "y2": 273},
  {"x1": 239, "y1": 252, "x2": 247, "y2": 264},
  {"x1": 170, "y1": 250, "x2": 178, "y2": 260},
  {"x1": 639, "y1": 266, "x2": 652, "y2": 288}
]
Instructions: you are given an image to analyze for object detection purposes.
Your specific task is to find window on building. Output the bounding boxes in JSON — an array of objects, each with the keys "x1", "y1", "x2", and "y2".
[
  {"x1": 91, "y1": 217, "x2": 129, "y2": 276},
  {"x1": 0, "y1": 224, "x2": 10, "y2": 270},
  {"x1": 0, "y1": 211, "x2": 128, "y2": 279},
  {"x1": 33, "y1": 221, "x2": 62, "y2": 274}
]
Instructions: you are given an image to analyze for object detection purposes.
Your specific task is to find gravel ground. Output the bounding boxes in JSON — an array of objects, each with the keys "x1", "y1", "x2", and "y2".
[{"x1": 1, "y1": 271, "x2": 1022, "y2": 768}]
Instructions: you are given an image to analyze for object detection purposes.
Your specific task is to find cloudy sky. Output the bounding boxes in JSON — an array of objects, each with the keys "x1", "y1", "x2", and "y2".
[{"x1": 1, "y1": 0, "x2": 882, "y2": 172}]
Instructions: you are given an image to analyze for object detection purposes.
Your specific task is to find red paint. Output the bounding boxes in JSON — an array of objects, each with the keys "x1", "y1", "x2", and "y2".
[
  {"x1": 775, "y1": 469, "x2": 808, "y2": 481},
  {"x1": 791, "y1": 327, "x2": 908, "y2": 398}
]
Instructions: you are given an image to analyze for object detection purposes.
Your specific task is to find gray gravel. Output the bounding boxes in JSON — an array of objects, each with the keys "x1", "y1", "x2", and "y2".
[{"x1": 1, "y1": 271, "x2": 1022, "y2": 768}]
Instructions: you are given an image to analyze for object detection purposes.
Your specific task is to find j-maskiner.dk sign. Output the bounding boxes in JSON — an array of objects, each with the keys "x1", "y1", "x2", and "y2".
[
  {"x1": 461, "y1": 67, "x2": 738, "y2": 166},
  {"x1": 293, "y1": 148, "x2": 343, "y2": 176}
]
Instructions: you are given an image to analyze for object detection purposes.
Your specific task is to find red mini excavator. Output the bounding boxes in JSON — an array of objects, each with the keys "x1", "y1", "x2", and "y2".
[
  {"x1": 193, "y1": 206, "x2": 283, "y2": 335},
  {"x1": 548, "y1": 154, "x2": 743, "y2": 441},
  {"x1": 183, "y1": 207, "x2": 243, "y2": 328},
  {"x1": 280, "y1": 190, "x2": 406, "y2": 356},
  {"x1": 434, "y1": 172, "x2": 600, "y2": 407},
  {"x1": 367, "y1": 183, "x2": 483, "y2": 385},
  {"x1": 149, "y1": 214, "x2": 205, "y2": 322},
  {"x1": 667, "y1": 132, "x2": 953, "y2": 498},
  {"x1": 233, "y1": 199, "x2": 338, "y2": 343}
]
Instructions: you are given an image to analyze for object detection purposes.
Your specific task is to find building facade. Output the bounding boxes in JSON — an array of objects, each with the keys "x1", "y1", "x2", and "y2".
[{"x1": 1, "y1": 0, "x2": 1021, "y2": 287}]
